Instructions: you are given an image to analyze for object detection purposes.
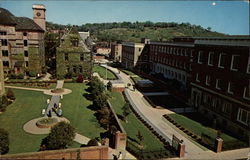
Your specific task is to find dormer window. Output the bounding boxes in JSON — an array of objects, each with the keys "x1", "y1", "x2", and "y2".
[{"x1": 23, "y1": 32, "x2": 27, "y2": 36}]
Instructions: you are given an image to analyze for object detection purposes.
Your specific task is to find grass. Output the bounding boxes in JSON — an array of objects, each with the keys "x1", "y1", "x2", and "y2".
[
  {"x1": 0, "y1": 89, "x2": 50, "y2": 154},
  {"x1": 109, "y1": 92, "x2": 167, "y2": 152},
  {"x1": 120, "y1": 69, "x2": 137, "y2": 76},
  {"x1": 5, "y1": 83, "x2": 56, "y2": 89},
  {"x1": 93, "y1": 65, "x2": 117, "y2": 80},
  {"x1": 168, "y1": 114, "x2": 240, "y2": 142},
  {"x1": 61, "y1": 83, "x2": 105, "y2": 139}
]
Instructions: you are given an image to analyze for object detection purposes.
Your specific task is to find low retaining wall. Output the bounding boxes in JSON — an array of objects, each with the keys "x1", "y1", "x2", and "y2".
[{"x1": 1, "y1": 146, "x2": 109, "y2": 159}]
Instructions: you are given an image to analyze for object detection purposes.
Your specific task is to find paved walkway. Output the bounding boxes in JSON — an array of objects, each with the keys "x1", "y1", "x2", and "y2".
[
  {"x1": 5, "y1": 86, "x2": 47, "y2": 92},
  {"x1": 102, "y1": 65, "x2": 250, "y2": 160},
  {"x1": 40, "y1": 72, "x2": 52, "y2": 81}
]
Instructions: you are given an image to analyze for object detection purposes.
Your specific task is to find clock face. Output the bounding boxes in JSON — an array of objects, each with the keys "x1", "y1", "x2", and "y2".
[{"x1": 36, "y1": 12, "x2": 41, "y2": 17}]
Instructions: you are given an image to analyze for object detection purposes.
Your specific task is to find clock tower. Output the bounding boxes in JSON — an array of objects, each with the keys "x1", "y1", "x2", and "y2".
[{"x1": 32, "y1": 4, "x2": 46, "y2": 31}]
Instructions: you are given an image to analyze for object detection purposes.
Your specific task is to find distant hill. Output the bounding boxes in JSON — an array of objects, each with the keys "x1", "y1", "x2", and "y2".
[{"x1": 46, "y1": 21, "x2": 226, "y2": 42}]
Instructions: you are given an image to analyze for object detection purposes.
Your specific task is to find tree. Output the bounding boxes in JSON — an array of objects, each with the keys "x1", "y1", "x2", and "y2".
[
  {"x1": 44, "y1": 122, "x2": 76, "y2": 150},
  {"x1": 136, "y1": 130, "x2": 144, "y2": 147},
  {"x1": 0, "y1": 96, "x2": 9, "y2": 112},
  {"x1": 87, "y1": 139, "x2": 99, "y2": 146},
  {"x1": 6, "y1": 89, "x2": 15, "y2": 100},
  {"x1": 0, "y1": 128, "x2": 9, "y2": 154},
  {"x1": 93, "y1": 93, "x2": 108, "y2": 109},
  {"x1": 107, "y1": 81, "x2": 112, "y2": 91},
  {"x1": 122, "y1": 103, "x2": 131, "y2": 123}
]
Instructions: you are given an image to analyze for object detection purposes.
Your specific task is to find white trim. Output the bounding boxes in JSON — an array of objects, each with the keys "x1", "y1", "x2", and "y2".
[
  {"x1": 230, "y1": 55, "x2": 239, "y2": 71},
  {"x1": 198, "y1": 51, "x2": 203, "y2": 64},
  {"x1": 196, "y1": 73, "x2": 200, "y2": 82},
  {"x1": 205, "y1": 75, "x2": 210, "y2": 86},
  {"x1": 216, "y1": 79, "x2": 221, "y2": 90},
  {"x1": 237, "y1": 108, "x2": 249, "y2": 126},
  {"x1": 243, "y1": 87, "x2": 250, "y2": 100},
  {"x1": 208, "y1": 52, "x2": 214, "y2": 66},
  {"x1": 246, "y1": 57, "x2": 250, "y2": 74},
  {"x1": 191, "y1": 82, "x2": 249, "y2": 107},
  {"x1": 227, "y1": 82, "x2": 234, "y2": 94},
  {"x1": 218, "y1": 53, "x2": 226, "y2": 68}
]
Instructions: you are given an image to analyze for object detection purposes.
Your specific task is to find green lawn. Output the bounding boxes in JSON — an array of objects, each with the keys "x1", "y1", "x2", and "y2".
[
  {"x1": 120, "y1": 69, "x2": 137, "y2": 76},
  {"x1": 93, "y1": 65, "x2": 117, "y2": 80},
  {"x1": 168, "y1": 114, "x2": 239, "y2": 142},
  {"x1": 61, "y1": 83, "x2": 105, "y2": 139},
  {"x1": 5, "y1": 83, "x2": 56, "y2": 89},
  {"x1": 109, "y1": 92, "x2": 167, "y2": 152},
  {"x1": 0, "y1": 89, "x2": 50, "y2": 154}
]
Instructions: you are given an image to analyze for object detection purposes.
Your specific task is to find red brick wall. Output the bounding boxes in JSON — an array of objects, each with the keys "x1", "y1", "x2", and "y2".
[{"x1": 2, "y1": 146, "x2": 109, "y2": 159}]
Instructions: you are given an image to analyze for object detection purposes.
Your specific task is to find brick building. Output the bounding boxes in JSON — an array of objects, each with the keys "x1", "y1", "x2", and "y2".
[
  {"x1": 121, "y1": 42, "x2": 145, "y2": 69},
  {"x1": 190, "y1": 36, "x2": 250, "y2": 140},
  {"x1": 56, "y1": 31, "x2": 91, "y2": 79},
  {"x1": 148, "y1": 37, "x2": 195, "y2": 88},
  {"x1": 111, "y1": 42, "x2": 122, "y2": 62},
  {"x1": 0, "y1": 5, "x2": 45, "y2": 76}
]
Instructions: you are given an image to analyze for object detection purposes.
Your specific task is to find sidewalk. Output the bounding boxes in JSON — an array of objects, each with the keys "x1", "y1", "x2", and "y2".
[{"x1": 102, "y1": 65, "x2": 250, "y2": 160}]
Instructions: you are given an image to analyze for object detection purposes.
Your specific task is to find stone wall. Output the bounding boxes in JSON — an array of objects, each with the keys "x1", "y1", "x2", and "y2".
[{"x1": 1, "y1": 146, "x2": 109, "y2": 159}]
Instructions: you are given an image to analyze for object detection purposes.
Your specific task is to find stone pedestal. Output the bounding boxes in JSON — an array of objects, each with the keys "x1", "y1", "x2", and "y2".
[
  {"x1": 215, "y1": 138, "x2": 223, "y2": 153},
  {"x1": 0, "y1": 58, "x2": 5, "y2": 96},
  {"x1": 178, "y1": 142, "x2": 185, "y2": 158},
  {"x1": 114, "y1": 131, "x2": 127, "y2": 150}
]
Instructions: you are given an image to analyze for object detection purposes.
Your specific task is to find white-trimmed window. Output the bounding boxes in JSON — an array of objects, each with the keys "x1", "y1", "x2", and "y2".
[
  {"x1": 218, "y1": 53, "x2": 226, "y2": 68},
  {"x1": 185, "y1": 49, "x2": 188, "y2": 56},
  {"x1": 237, "y1": 108, "x2": 249, "y2": 125},
  {"x1": 196, "y1": 73, "x2": 200, "y2": 82},
  {"x1": 205, "y1": 75, "x2": 211, "y2": 86},
  {"x1": 227, "y1": 82, "x2": 234, "y2": 94},
  {"x1": 198, "y1": 51, "x2": 204, "y2": 64},
  {"x1": 190, "y1": 50, "x2": 194, "y2": 57},
  {"x1": 246, "y1": 57, "x2": 250, "y2": 74},
  {"x1": 243, "y1": 87, "x2": 250, "y2": 100},
  {"x1": 230, "y1": 55, "x2": 240, "y2": 71},
  {"x1": 216, "y1": 79, "x2": 221, "y2": 90},
  {"x1": 222, "y1": 102, "x2": 232, "y2": 115},
  {"x1": 208, "y1": 52, "x2": 214, "y2": 66}
]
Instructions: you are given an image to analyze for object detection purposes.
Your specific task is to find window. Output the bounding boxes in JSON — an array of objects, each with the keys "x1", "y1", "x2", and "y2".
[
  {"x1": 216, "y1": 79, "x2": 221, "y2": 90},
  {"x1": 243, "y1": 87, "x2": 250, "y2": 100},
  {"x1": 198, "y1": 51, "x2": 204, "y2": 64},
  {"x1": 230, "y1": 55, "x2": 240, "y2": 71},
  {"x1": 3, "y1": 61, "x2": 9, "y2": 67},
  {"x1": 23, "y1": 40, "x2": 28, "y2": 46},
  {"x1": 208, "y1": 52, "x2": 214, "y2": 66},
  {"x1": 190, "y1": 50, "x2": 194, "y2": 57},
  {"x1": 139, "y1": 48, "x2": 141, "y2": 52},
  {"x1": 196, "y1": 73, "x2": 200, "y2": 82},
  {"x1": 23, "y1": 32, "x2": 27, "y2": 36},
  {"x1": 0, "y1": 31, "x2": 7, "y2": 35},
  {"x1": 79, "y1": 66, "x2": 83, "y2": 73},
  {"x1": 25, "y1": 61, "x2": 29, "y2": 67},
  {"x1": 24, "y1": 51, "x2": 28, "y2": 57},
  {"x1": 227, "y1": 82, "x2": 234, "y2": 94},
  {"x1": 222, "y1": 102, "x2": 232, "y2": 115},
  {"x1": 2, "y1": 50, "x2": 8, "y2": 57},
  {"x1": 237, "y1": 108, "x2": 249, "y2": 125},
  {"x1": 247, "y1": 57, "x2": 250, "y2": 73},
  {"x1": 206, "y1": 75, "x2": 211, "y2": 86},
  {"x1": 80, "y1": 54, "x2": 84, "y2": 61},
  {"x1": 218, "y1": 53, "x2": 226, "y2": 68},
  {"x1": 1, "y1": 39, "x2": 8, "y2": 46},
  {"x1": 65, "y1": 53, "x2": 69, "y2": 61}
]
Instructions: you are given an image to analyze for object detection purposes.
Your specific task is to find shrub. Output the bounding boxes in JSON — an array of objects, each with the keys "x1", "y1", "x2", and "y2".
[
  {"x1": 9, "y1": 73, "x2": 16, "y2": 79},
  {"x1": 0, "y1": 96, "x2": 9, "y2": 112},
  {"x1": 76, "y1": 74, "x2": 84, "y2": 83},
  {"x1": 0, "y1": 128, "x2": 9, "y2": 154},
  {"x1": 6, "y1": 89, "x2": 15, "y2": 100},
  {"x1": 107, "y1": 81, "x2": 112, "y2": 91},
  {"x1": 87, "y1": 139, "x2": 99, "y2": 146},
  {"x1": 42, "y1": 122, "x2": 76, "y2": 150},
  {"x1": 29, "y1": 71, "x2": 37, "y2": 77},
  {"x1": 17, "y1": 73, "x2": 24, "y2": 79}
]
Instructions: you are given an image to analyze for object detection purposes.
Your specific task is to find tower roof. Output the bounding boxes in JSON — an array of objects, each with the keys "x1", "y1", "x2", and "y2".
[{"x1": 32, "y1": 4, "x2": 46, "y2": 10}]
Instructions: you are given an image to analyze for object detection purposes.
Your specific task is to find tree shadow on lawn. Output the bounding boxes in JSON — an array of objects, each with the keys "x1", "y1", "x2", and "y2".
[
  {"x1": 128, "y1": 136, "x2": 139, "y2": 144},
  {"x1": 83, "y1": 93, "x2": 93, "y2": 101},
  {"x1": 87, "y1": 104, "x2": 99, "y2": 111}
]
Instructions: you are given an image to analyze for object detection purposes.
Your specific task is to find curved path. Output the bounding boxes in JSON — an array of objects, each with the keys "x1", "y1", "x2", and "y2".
[{"x1": 102, "y1": 65, "x2": 249, "y2": 160}]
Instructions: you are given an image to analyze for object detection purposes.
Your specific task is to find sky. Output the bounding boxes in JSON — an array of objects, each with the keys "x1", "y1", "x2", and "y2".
[{"x1": 0, "y1": 0, "x2": 249, "y2": 35}]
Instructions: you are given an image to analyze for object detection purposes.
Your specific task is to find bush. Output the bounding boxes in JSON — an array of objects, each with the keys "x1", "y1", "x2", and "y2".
[
  {"x1": 17, "y1": 73, "x2": 24, "y2": 79},
  {"x1": 76, "y1": 74, "x2": 84, "y2": 83},
  {"x1": 65, "y1": 72, "x2": 73, "y2": 79},
  {"x1": 29, "y1": 71, "x2": 37, "y2": 77},
  {"x1": 87, "y1": 139, "x2": 99, "y2": 146},
  {"x1": 42, "y1": 122, "x2": 76, "y2": 150},
  {"x1": 9, "y1": 73, "x2": 16, "y2": 79},
  {"x1": 0, "y1": 96, "x2": 9, "y2": 112},
  {"x1": 0, "y1": 128, "x2": 9, "y2": 154},
  {"x1": 6, "y1": 89, "x2": 15, "y2": 100},
  {"x1": 107, "y1": 81, "x2": 112, "y2": 91}
]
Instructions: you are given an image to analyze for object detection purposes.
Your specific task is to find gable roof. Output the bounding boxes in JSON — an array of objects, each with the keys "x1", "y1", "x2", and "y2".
[
  {"x1": 14, "y1": 17, "x2": 44, "y2": 32},
  {"x1": 0, "y1": 8, "x2": 16, "y2": 25}
]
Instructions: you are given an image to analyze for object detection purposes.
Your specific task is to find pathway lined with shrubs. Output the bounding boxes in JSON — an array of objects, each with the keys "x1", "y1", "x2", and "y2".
[{"x1": 102, "y1": 64, "x2": 250, "y2": 160}]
